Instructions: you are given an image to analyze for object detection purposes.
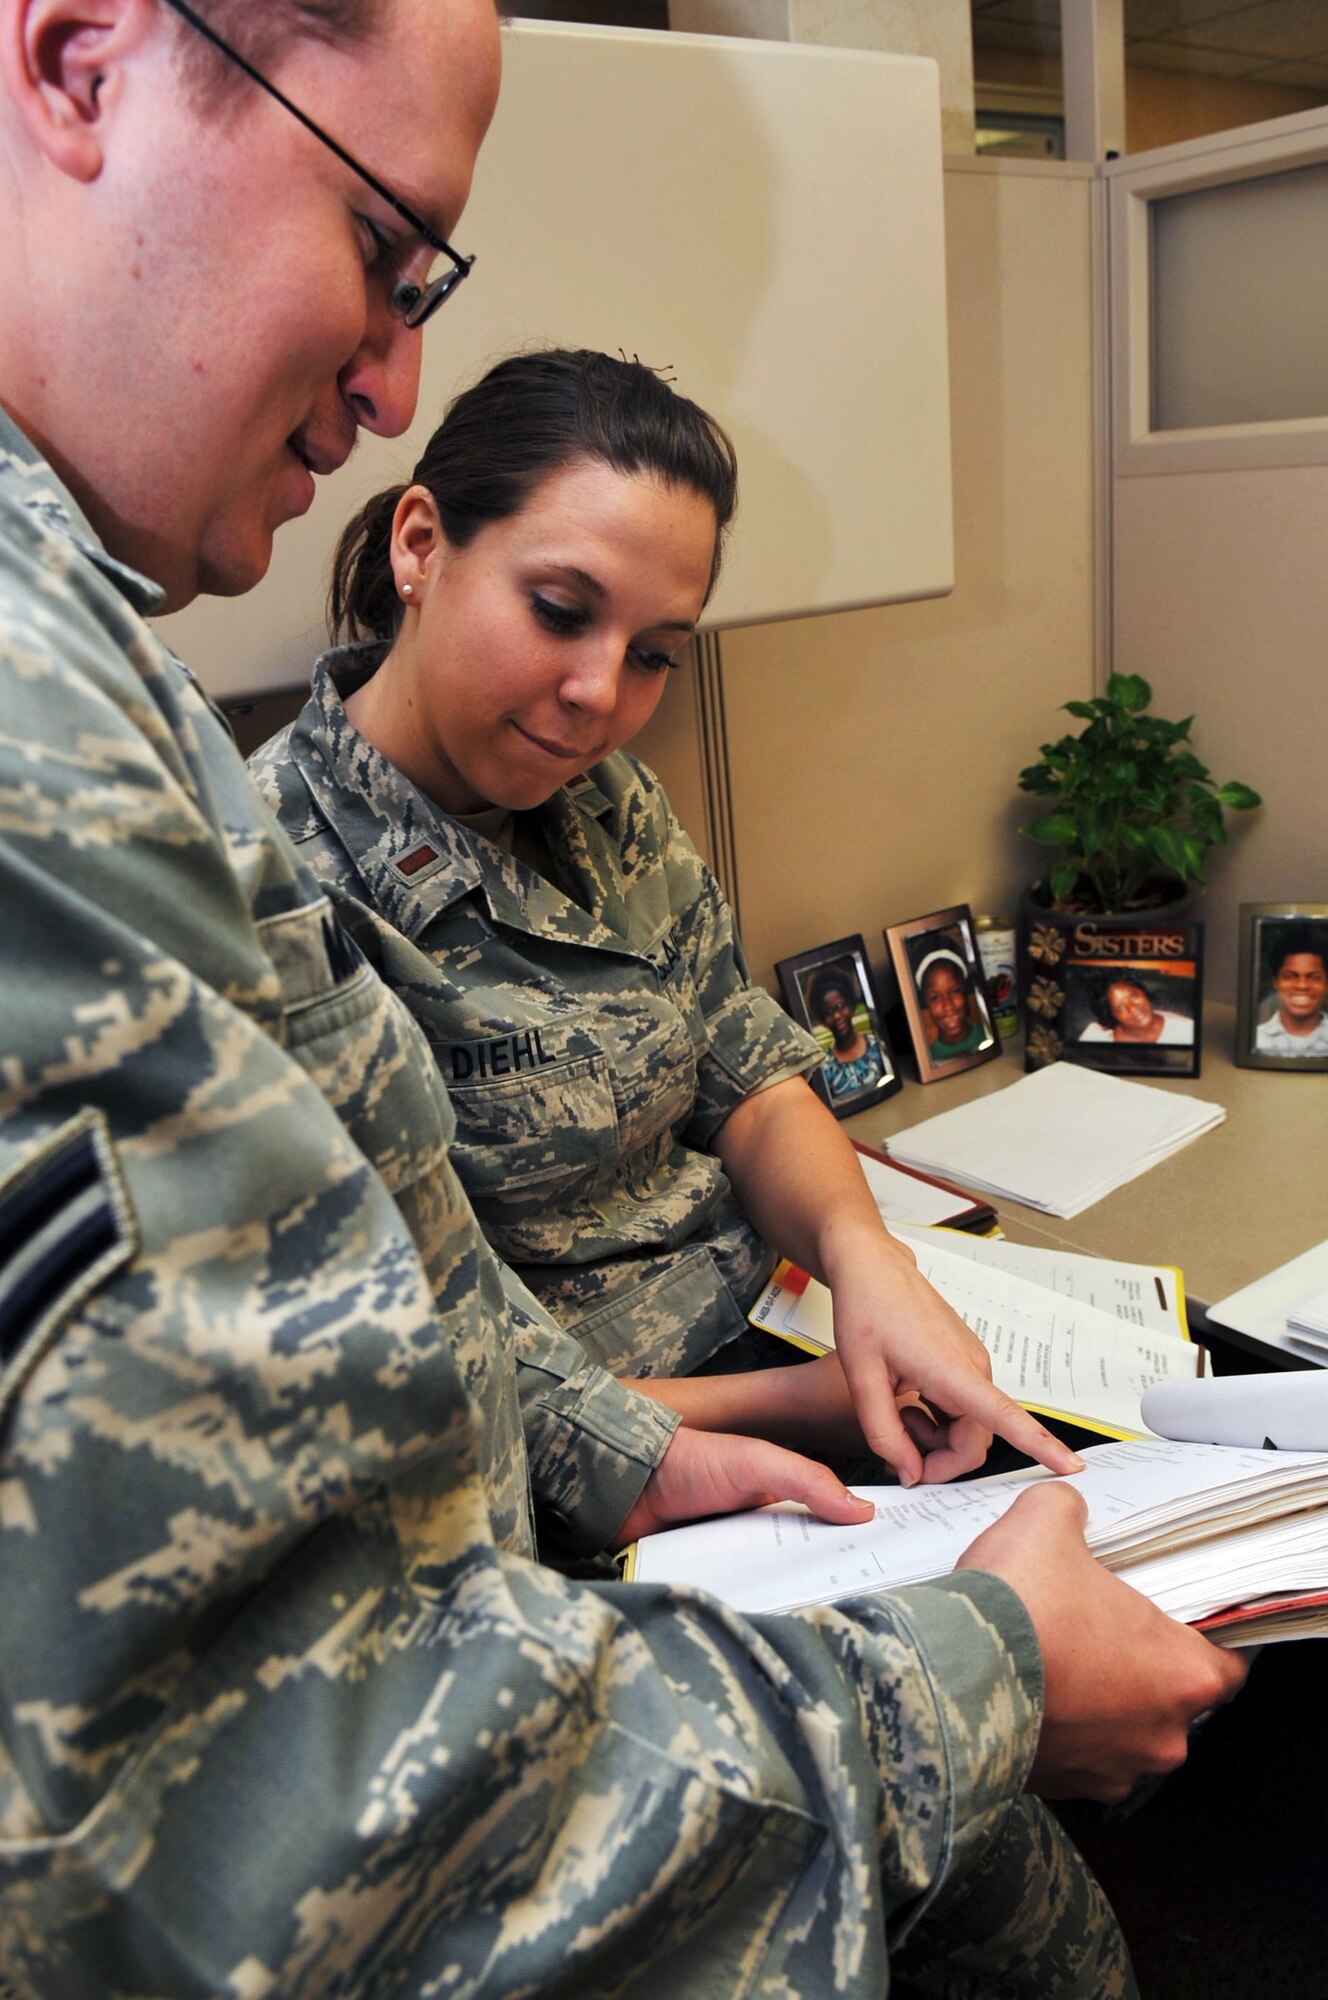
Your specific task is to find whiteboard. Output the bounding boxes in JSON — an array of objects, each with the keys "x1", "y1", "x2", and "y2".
[{"x1": 157, "y1": 22, "x2": 952, "y2": 700}]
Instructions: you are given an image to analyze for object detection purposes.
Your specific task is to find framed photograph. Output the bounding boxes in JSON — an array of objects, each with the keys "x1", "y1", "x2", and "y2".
[
  {"x1": 884, "y1": 906, "x2": 1001, "y2": 1083},
  {"x1": 1024, "y1": 918, "x2": 1203, "y2": 1077},
  {"x1": 775, "y1": 935, "x2": 902, "y2": 1117},
  {"x1": 1235, "y1": 903, "x2": 1328, "y2": 1072}
]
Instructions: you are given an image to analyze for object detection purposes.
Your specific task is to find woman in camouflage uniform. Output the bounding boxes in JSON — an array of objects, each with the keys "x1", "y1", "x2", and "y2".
[{"x1": 251, "y1": 350, "x2": 1070, "y2": 1487}]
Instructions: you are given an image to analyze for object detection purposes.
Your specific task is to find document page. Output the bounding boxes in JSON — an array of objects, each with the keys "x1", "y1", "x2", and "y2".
[
  {"x1": 631, "y1": 1438, "x2": 1328, "y2": 1624},
  {"x1": 854, "y1": 1150, "x2": 980, "y2": 1227},
  {"x1": 751, "y1": 1240, "x2": 1202, "y2": 1435},
  {"x1": 892, "y1": 1226, "x2": 1187, "y2": 1336},
  {"x1": 1142, "y1": 1370, "x2": 1328, "y2": 1452}
]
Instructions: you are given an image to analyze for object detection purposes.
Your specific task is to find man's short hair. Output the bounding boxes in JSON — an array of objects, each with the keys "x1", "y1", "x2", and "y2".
[
  {"x1": 1268, "y1": 922, "x2": 1328, "y2": 980},
  {"x1": 171, "y1": 0, "x2": 385, "y2": 111}
]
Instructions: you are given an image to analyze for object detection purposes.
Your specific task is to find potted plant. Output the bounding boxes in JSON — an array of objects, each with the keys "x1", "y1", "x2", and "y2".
[{"x1": 1015, "y1": 672, "x2": 1261, "y2": 1069}]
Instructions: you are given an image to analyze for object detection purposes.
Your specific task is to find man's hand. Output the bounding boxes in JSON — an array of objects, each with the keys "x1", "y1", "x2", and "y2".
[
  {"x1": 613, "y1": 1425, "x2": 874, "y2": 1548},
  {"x1": 956, "y1": 1483, "x2": 1248, "y2": 1802}
]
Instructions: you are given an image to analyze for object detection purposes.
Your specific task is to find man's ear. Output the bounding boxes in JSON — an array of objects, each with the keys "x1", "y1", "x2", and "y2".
[{"x1": 0, "y1": 0, "x2": 152, "y2": 182}]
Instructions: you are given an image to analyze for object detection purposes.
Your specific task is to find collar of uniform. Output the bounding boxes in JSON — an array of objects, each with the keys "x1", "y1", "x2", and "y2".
[
  {"x1": 284, "y1": 648, "x2": 486, "y2": 939},
  {"x1": 0, "y1": 408, "x2": 166, "y2": 617},
  {"x1": 296, "y1": 648, "x2": 641, "y2": 957},
  {"x1": 563, "y1": 770, "x2": 614, "y2": 821},
  {"x1": 533, "y1": 778, "x2": 631, "y2": 943}
]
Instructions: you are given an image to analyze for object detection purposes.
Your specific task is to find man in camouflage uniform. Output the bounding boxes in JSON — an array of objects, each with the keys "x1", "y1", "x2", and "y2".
[{"x1": 0, "y1": 2, "x2": 1244, "y2": 1995}]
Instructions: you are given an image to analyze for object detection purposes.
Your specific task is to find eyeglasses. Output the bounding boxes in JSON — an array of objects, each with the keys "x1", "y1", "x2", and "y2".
[{"x1": 160, "y1": 0, "x2": 475, "y2": 327}]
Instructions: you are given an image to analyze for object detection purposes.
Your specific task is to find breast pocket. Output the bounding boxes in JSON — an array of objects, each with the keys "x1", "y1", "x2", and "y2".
[
  {"x1": 262, "y1": 898, "x2": 455, "y2": 1200},
  {"x1": 434, "y1": 1012, "x2": 621, "y2": 1196}
]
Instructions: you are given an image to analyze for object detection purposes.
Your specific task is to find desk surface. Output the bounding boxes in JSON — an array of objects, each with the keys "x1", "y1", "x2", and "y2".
[{"x1": 841, "y1": 1003, "x2": 1328, "y2": 1343}]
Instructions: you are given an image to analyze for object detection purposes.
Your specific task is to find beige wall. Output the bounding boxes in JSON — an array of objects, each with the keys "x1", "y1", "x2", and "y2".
[
  {"x1": 670, "y1": 0, "x2": 976, "y2": 154},
  {"x1": 1124, "y1": 65, "x2": 1324, "y2": 156},
  {"x1": 1113, "y1": 467, "x2": 1328, "y2": 1006},
  {"x1": 646, "y1": 159, "x2": 1100, "y2": 1001},
  {"x1": 974, "y1": 45, "x2": 1322, "y2": 154}
]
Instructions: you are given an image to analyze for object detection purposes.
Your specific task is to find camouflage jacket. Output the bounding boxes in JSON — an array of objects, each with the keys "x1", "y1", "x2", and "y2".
[
  {"x1": 0, "y1": 417, "x2": 1046, "y2": 1999},
  {"x1": 250, "y1": 651, "x2": 821, "y2": 1379}
]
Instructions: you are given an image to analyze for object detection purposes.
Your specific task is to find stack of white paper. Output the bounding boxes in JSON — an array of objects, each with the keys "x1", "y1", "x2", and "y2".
[
  {"x1": 853, "y1": 1151, "x2": 985, "y2": 1228},
  {"x1": 1288, "y1": 1284, "x2": 1328, "y2": 1352},
  {"x1": 1208, "y1": 1238, "x2": 1328, "y2": 1364},
  {"x1": 884, "y1": 1064, "x2": 1225, "y2": 1218},
  {"x1": 631, "y1": 1437, "x2": 1328, "y2": 1644}
]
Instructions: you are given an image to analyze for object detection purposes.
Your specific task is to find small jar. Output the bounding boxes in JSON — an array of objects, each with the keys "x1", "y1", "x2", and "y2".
[{"x1": 975, "y1": 915, "x2": 1018, "y2": 1038}]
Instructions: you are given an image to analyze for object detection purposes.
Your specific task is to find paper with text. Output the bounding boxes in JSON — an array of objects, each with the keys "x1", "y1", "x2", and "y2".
[
  {"x1": 750, "y1": 1238, "x2": 1202, "y2": 1435},
  {"x1": 891, "y1": 1226, "x2": 1186, "y2": 1336},
  {"x1": 632, "y1": 1437, "x2": 1328, "y2": 1629}
]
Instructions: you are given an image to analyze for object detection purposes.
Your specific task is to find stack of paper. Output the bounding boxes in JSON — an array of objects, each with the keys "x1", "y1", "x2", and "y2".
[
  {"x1": 630, "y1": 1437, "x2": 1328, "y2": 1645},
  {"x1": 1287, "y1": 1285, "x2": 1328, "y2": 1352},
  {"x1": 1208, "y1": 1238, "x2": 1328, "y2": 1364},
  {"x1": 851, "y1": 1145, "x2": 993, "y2": 1233},
  {"x1": 884, "y1": 1064, "x2": 1225, "y2": 1218},
  {"x1": 749, "y1": 1230, "x2": 1202, "y2": 1438}
]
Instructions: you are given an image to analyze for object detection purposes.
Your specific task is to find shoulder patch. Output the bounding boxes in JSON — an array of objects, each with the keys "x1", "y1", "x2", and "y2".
[{"x1": 0, "y1": 1112, "x2": 137, "y2": 1425}]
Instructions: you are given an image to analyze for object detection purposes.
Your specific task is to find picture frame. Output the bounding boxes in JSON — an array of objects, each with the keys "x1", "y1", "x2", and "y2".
[
  {"x1": 1235, "y1": 902, "x2": 1328, "y2": 1072},
  {"x1": 1023, "y1": 917, "x2": 1204, "y2": 1078},
  {"x1": 775, "y1": 935, "x2": 902, "y2": 1117},
  {"x1": 883, "y1": 906, "x2": 1001, "y2": 1083}
]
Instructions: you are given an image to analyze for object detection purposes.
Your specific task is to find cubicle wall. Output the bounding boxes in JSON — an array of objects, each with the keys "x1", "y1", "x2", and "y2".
[
  {"x1": 156, "y1": 21, "x2": 953, "y2": 700},
  {"x1": 1108, "y1": 109, "x2": 1328, "y2": 1008},
  {"x1": 644, "y1": 157, "x2": 1102, "y2": 1001}
]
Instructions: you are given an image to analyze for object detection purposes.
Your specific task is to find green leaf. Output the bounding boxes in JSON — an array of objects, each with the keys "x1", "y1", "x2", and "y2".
[
  {"x1": 1023, "y1": 811, "x2": 1079, "y2": 846},
  {"x1": 1107, "y1": 671, "x2": 1151, "y2": 712},
  {"x1": 1049, "y1": 862, "x2": 1079, "y2": 903},
  {"x1": 1063, "y1": 700, "x2": 1098, "y2": 720},
  {"x1": 1189, "y1": 795, "x2": 1223, "y2": 842},
  {"x1": 1147, "y1": 824, "x2": 1189, "y2": 877},
  {"x1": 1217, "y1": 781, "x2": 1262, "y2": 811}
]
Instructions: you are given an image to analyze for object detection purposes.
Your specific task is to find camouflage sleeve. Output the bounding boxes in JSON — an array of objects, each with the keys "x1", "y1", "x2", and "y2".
[
  {"x1": 650, "y1": 780, "x2": 823, "y2": 1146},
  {"x1": 496, "y1": 1261, "x2": 680, "y2": 1555}
]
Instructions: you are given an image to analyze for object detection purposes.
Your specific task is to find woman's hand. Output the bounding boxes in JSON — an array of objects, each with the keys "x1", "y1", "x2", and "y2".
[
  {"x1": 627, "y1": 1352, "x2": 950, "y2": 1464},
  {"x1": 713, "y1": 1077, "x2": 1082, "y2": 1487},
  {"x1": 823, "y1": 1222, "x2": 1081, "y2": 1483}
]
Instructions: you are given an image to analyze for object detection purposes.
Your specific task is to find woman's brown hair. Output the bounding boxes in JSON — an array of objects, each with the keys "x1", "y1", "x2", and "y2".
[{"x1": 329, "y1": 348, "x2": 739, "y2": 645}]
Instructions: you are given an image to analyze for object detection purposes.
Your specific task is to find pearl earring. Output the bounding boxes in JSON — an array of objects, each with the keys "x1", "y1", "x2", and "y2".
[{"x1": 401, "y1": 583, "x2": 413, "y2": 598}]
